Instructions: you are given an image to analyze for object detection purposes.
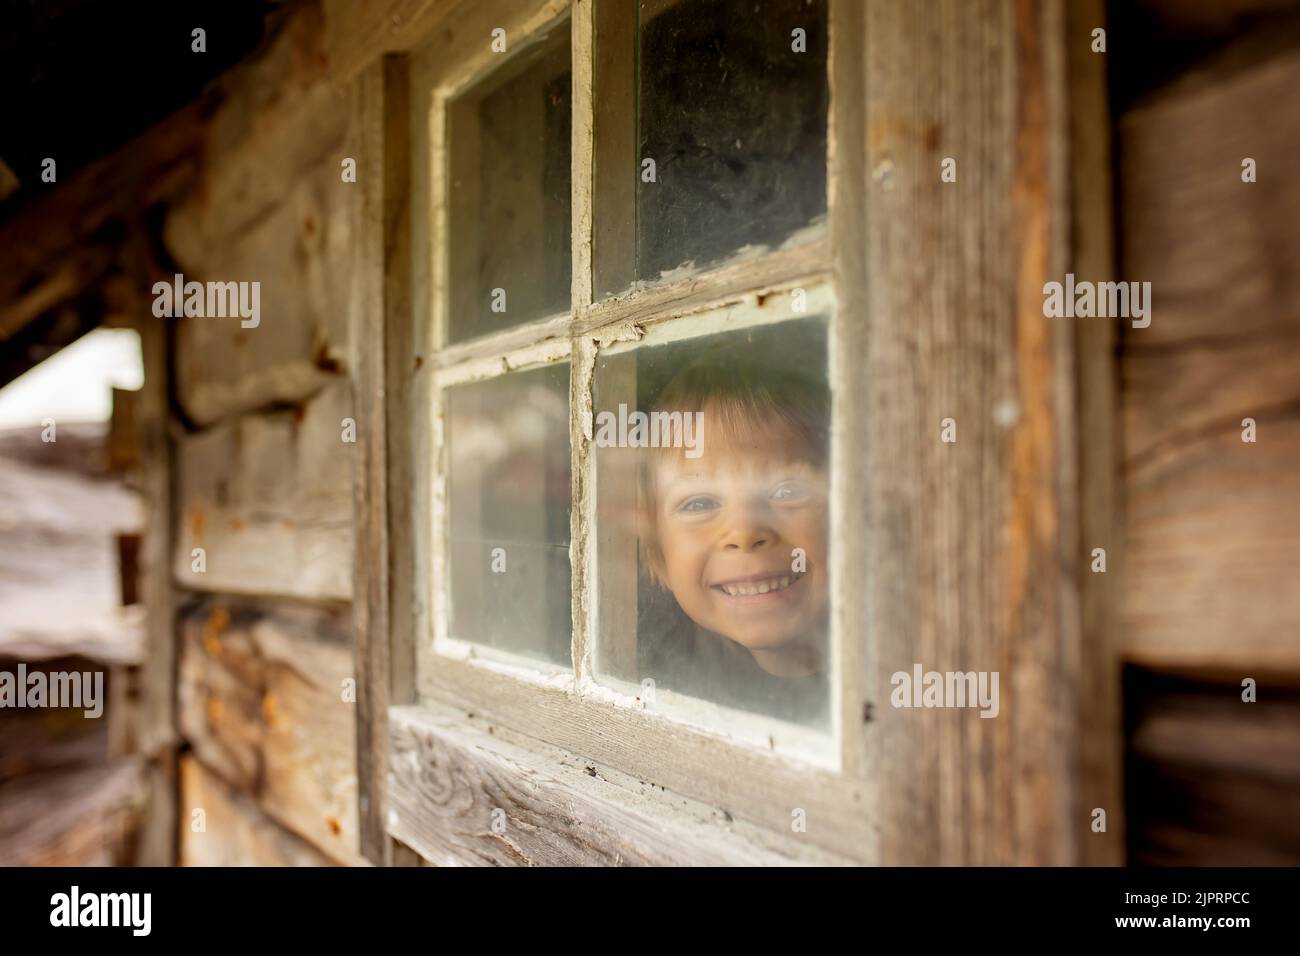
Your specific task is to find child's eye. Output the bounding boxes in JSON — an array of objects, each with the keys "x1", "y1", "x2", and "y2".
[
  {"x1": 771, "y1": 480, "x2": 811, "y2": 503},
  {"x1": 676, "y1": 495, "x2": 720, "y2": 515}
]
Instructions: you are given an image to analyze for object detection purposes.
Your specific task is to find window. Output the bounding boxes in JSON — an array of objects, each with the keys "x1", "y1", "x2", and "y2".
[
  {"x1": 444, "y1": 362, "x2": 572, "y2": 665},
  {"x1": 446, "y1": 18, "x2": 572, "y2": 340},
  {"x1": 406, "y1": 0, "x2": 868, "y2": 859},
  {"x1": 592, "y1": 313, "x2": 833, "y2": 731}
]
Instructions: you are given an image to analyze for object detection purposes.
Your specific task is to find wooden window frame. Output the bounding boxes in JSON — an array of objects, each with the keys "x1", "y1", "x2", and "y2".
[
  {"x1": 344, "y1": 0, "x2": 1124, "y2": 867},
  {"x1": 402, "y1": 0, "x2": 867, "y2": 864}
]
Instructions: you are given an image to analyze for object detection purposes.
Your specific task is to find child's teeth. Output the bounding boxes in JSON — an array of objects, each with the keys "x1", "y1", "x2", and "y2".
[{"x1": 721, "y1": 575, "x2": 799, "y2": 596}]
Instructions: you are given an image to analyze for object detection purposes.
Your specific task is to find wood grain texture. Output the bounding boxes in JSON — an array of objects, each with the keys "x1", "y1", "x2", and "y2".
[
  {"x1": 863, "y1": 0, "x2": 1105, "y2": 864},
  {"x1": 418, "y1": 656, "x2": 873, "y2": 861},
  {"x1": 1119, "y1": 34, "x2": 1300, "y2": 672},
  {"x1": 389, "y1": 705, "x2": 849, "y2": 865},
  {"x1": 178, "y1": 599, "x2": 363, "y2": 865},
  {"x1": 323, "y1": 0, "x2": 459, "y2": 83},
  {"x1": 1066, "y1": 0, "x2": 1125, "y2": 866},
  {"x1": 129, "y1": 302, "x2": 181, "y2": 864},
  {"x1": 0, "y1": 453, "x2": 144, "y2": 666},
  {"x1": 1125, "y1": 669, "x2": 1300, "y2": 865},
  {"x1": 0, "y1": 758, "x2": 144, "y2": 866},
  {"x1": 173, "y1": 380, "x2": 355, "y2": 602},
  {"x1": 180, "y1": 755, "x2": 339, "y2": 866},
  {"x1": 164, "y1": 5, "x2": 352, "y2": 426},
  {"x1": 347, "y1": 57, "x2": 402, "y2": 865}
]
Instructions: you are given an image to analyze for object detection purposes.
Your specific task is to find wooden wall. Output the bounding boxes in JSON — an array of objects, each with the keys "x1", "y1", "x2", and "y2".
[
  {"x1": 0, "y1": 423, "x2": 146, "y2": 865},
  {"x1": 1117, "y1": 12, "x2": 1300, "y2": 862},
  {"x1": 160, "y1": 4, "x2": 363, "y2": 866}
]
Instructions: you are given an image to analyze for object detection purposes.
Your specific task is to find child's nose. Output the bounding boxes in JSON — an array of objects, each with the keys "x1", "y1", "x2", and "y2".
[{"x1": 720, "y1": 503, "x2": 776, "y2": 552}]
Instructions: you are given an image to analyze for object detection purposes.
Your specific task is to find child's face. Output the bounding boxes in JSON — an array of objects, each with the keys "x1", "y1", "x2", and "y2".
[{"x1": 652, "y1": 426, "x2": 829, "y2": 656}]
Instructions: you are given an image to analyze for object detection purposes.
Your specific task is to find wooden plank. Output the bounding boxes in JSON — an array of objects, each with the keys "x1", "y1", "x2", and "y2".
[
  {"x1": 1065, "y1": 0, "x2": 1125, "y2": 866},
  {"x1": 348, "y1": 57, "x2": 399, "y2": 866},
  {"x1": 180, "y1": 755, "x2": 338, "y2": 867},
  {"x1": 1124, "y1": 0, "x2": 1300, "y2": 40},
  {"x1": 862, "y1": 0, "x2": 1101, "y2": 865},
  {"x1": 418, "y1": 655, "x2": 873, "y2": 860},
  {"x1": 129, "y1": 295, "x2": 181, "y2": 864},
  {"x1": 1123, "y1": 416, "x2": 1300, "y2": 671},
  {"x1": 1118, "y1": 37, "x2": 1300, "y2": 351},
  {"x1": 0, "y1": 421, "x2": 107, "y2": 476},
  {"x1": 829, "y1": 0, "x2": 871, "y2": 783},
  {"x1": 173, "y1": 380, "x2": 355, "y2": 602},
  {"x1": 0, "y1": 659, "x2": 111, "y2": 782},
  {"x1": 389, "y1": 705, "x2": 849, "y2": 866},
  {"x1": 178, "y1": 599, "x2": 364, "y2": 865},
  {"x1": 1125, "y1": 669, "x2": 1300, "y2": 865},
  {"x1": 0, "y1": 455, "x2": 145, "y2": 665},
  {"x1": 323, "y1": 0, "x2": 461, "y2": 83},
  {"x1": 0, "y1": 758, "x2": 144, "y2": 866},
  {"x1": 323, "y1": 0, "x2": 573, "y2": 89},
  {"x1": 1119, "y1": 34, "x2": 1300, "y2": 672},
  {"x1": 164, "y1": 6, "x2": 353, "y2": 426}
]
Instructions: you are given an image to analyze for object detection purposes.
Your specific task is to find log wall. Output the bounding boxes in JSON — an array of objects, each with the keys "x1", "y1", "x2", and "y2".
[
  {"x1": 1117, "y1": 15, "x2": 1300, "y2": 863},
  {"x1": 160, "y1": 3, "x2": 363, "y2": 865}
]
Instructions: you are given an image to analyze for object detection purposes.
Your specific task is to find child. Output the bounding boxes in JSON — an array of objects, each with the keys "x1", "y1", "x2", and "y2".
[{"x1": 635, "y1": 342, "x2": 831, "y2": 723}]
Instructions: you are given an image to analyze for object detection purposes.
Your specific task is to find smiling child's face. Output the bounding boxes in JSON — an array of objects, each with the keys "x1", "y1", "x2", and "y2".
[{"x1": 651, "y1": 419, "x2": 829, "y2": 665}]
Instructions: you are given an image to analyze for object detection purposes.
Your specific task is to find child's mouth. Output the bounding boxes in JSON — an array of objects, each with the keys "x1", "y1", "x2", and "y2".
[{"x1": 711, "y1": 572, "x2": 804, "y2": 597}]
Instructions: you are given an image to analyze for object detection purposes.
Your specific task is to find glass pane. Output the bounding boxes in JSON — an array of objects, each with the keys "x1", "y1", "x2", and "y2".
[
  {"x1": 445, "y1": 363, "x2": 572, "y2": 666},
  {"x1": 593, "y1": 318, "x2": 831, "y2": 727},
  {"x1": 632, "y1": 0, "x2": 828, "y2": 287},
  {"x1": 447, "y1": 20, "x2": 572, "y2": 343}
]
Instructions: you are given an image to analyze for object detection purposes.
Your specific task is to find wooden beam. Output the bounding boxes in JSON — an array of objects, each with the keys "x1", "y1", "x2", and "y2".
[
  {"x1": 172, "y1": 381, "x2": 355, "y2": 602},
  {"x1": 863, "y1": 0, "x2": 1115, "y2": 865},
  {"x1": 1119, "y1": 28, "x2": 1300, "y2": 675},
  {"x1": 178, "y1": 599, "x2": 365, "y2": 866},
  {"x1": 349, "y1": 57, "x2": 397, "y2": 866},
  {"x1": 0, "y1": 94, "x2": 215, "y2": 346},
  {"x1": 1066, "y1": 0, "x2": 1125, "y2": 867},
  {"x1": 323, "y1": 0, "x2": 464, "y2": 84}
]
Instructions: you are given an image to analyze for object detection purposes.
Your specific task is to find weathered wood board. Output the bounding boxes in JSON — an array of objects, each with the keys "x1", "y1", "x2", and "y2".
[
  {"x1": 0, "y1": 452, "x2": 144, "y2": 665},
  {"x1": 1119, "y1": 37, "x2": 1300, "y2": 672},
  {"x1": 180, "y1": 755, "x2": 339, "y2": 867},
  {"x1": 173, "y1": 380, "x2": 354, "y2": 601},
  {"x1": 0, "y1": 659, "x2": 112, "y2": 782},
  {"x1": 164, "y1": 5, "x2": 354, "y2": 426},
  {"x1": 0, "y1": 758, "x2": 144, "y2": 866},
  {"x1": 388, "y1": 705, "x2": 847, "y2": 866},
  {"x1": 178, "y1": 599, "x2": 363, "y2": 865},
  {"x1": 1126, "y1": 669, "x2": 1300, "y2": 865}
]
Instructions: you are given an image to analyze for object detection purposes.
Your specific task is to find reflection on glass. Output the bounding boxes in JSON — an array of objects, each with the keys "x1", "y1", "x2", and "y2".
[
  {"x1": 594, "y1": 319, "x2": 831, "y2": 726},
  {"x1": 447, "y1": 20, "x2": 572, "y2": 342},
  {"x1": 636, "y1": 0, "x2": 828, "y2": 283},
  {"x1": 445, "y1": 363, "x2": 572, "y2": 665}
]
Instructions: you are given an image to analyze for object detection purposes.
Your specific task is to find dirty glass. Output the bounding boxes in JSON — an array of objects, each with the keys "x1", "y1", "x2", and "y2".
[
  {"x1": 633, "y1": 0, "x2": 828, "y2": 286},
  {"x1": 447, "y1": 20, "x2": 572, "y2": 342},
  {"x1": 592, "y1": 318, "x2": 831, "y2": 727},
  {"x1": 445, "y1": 363, "x2": 572, "y2": 666}
]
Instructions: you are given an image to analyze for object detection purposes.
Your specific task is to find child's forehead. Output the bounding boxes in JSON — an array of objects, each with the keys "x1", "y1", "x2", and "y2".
[{"x1": 655, "y1": 441, "x2": 820, "y2": 478}]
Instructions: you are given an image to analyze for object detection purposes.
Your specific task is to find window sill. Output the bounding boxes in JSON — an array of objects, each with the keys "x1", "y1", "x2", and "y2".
[{"x1": 386, "y1": 703, "x2": 853, "y2": 866}]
